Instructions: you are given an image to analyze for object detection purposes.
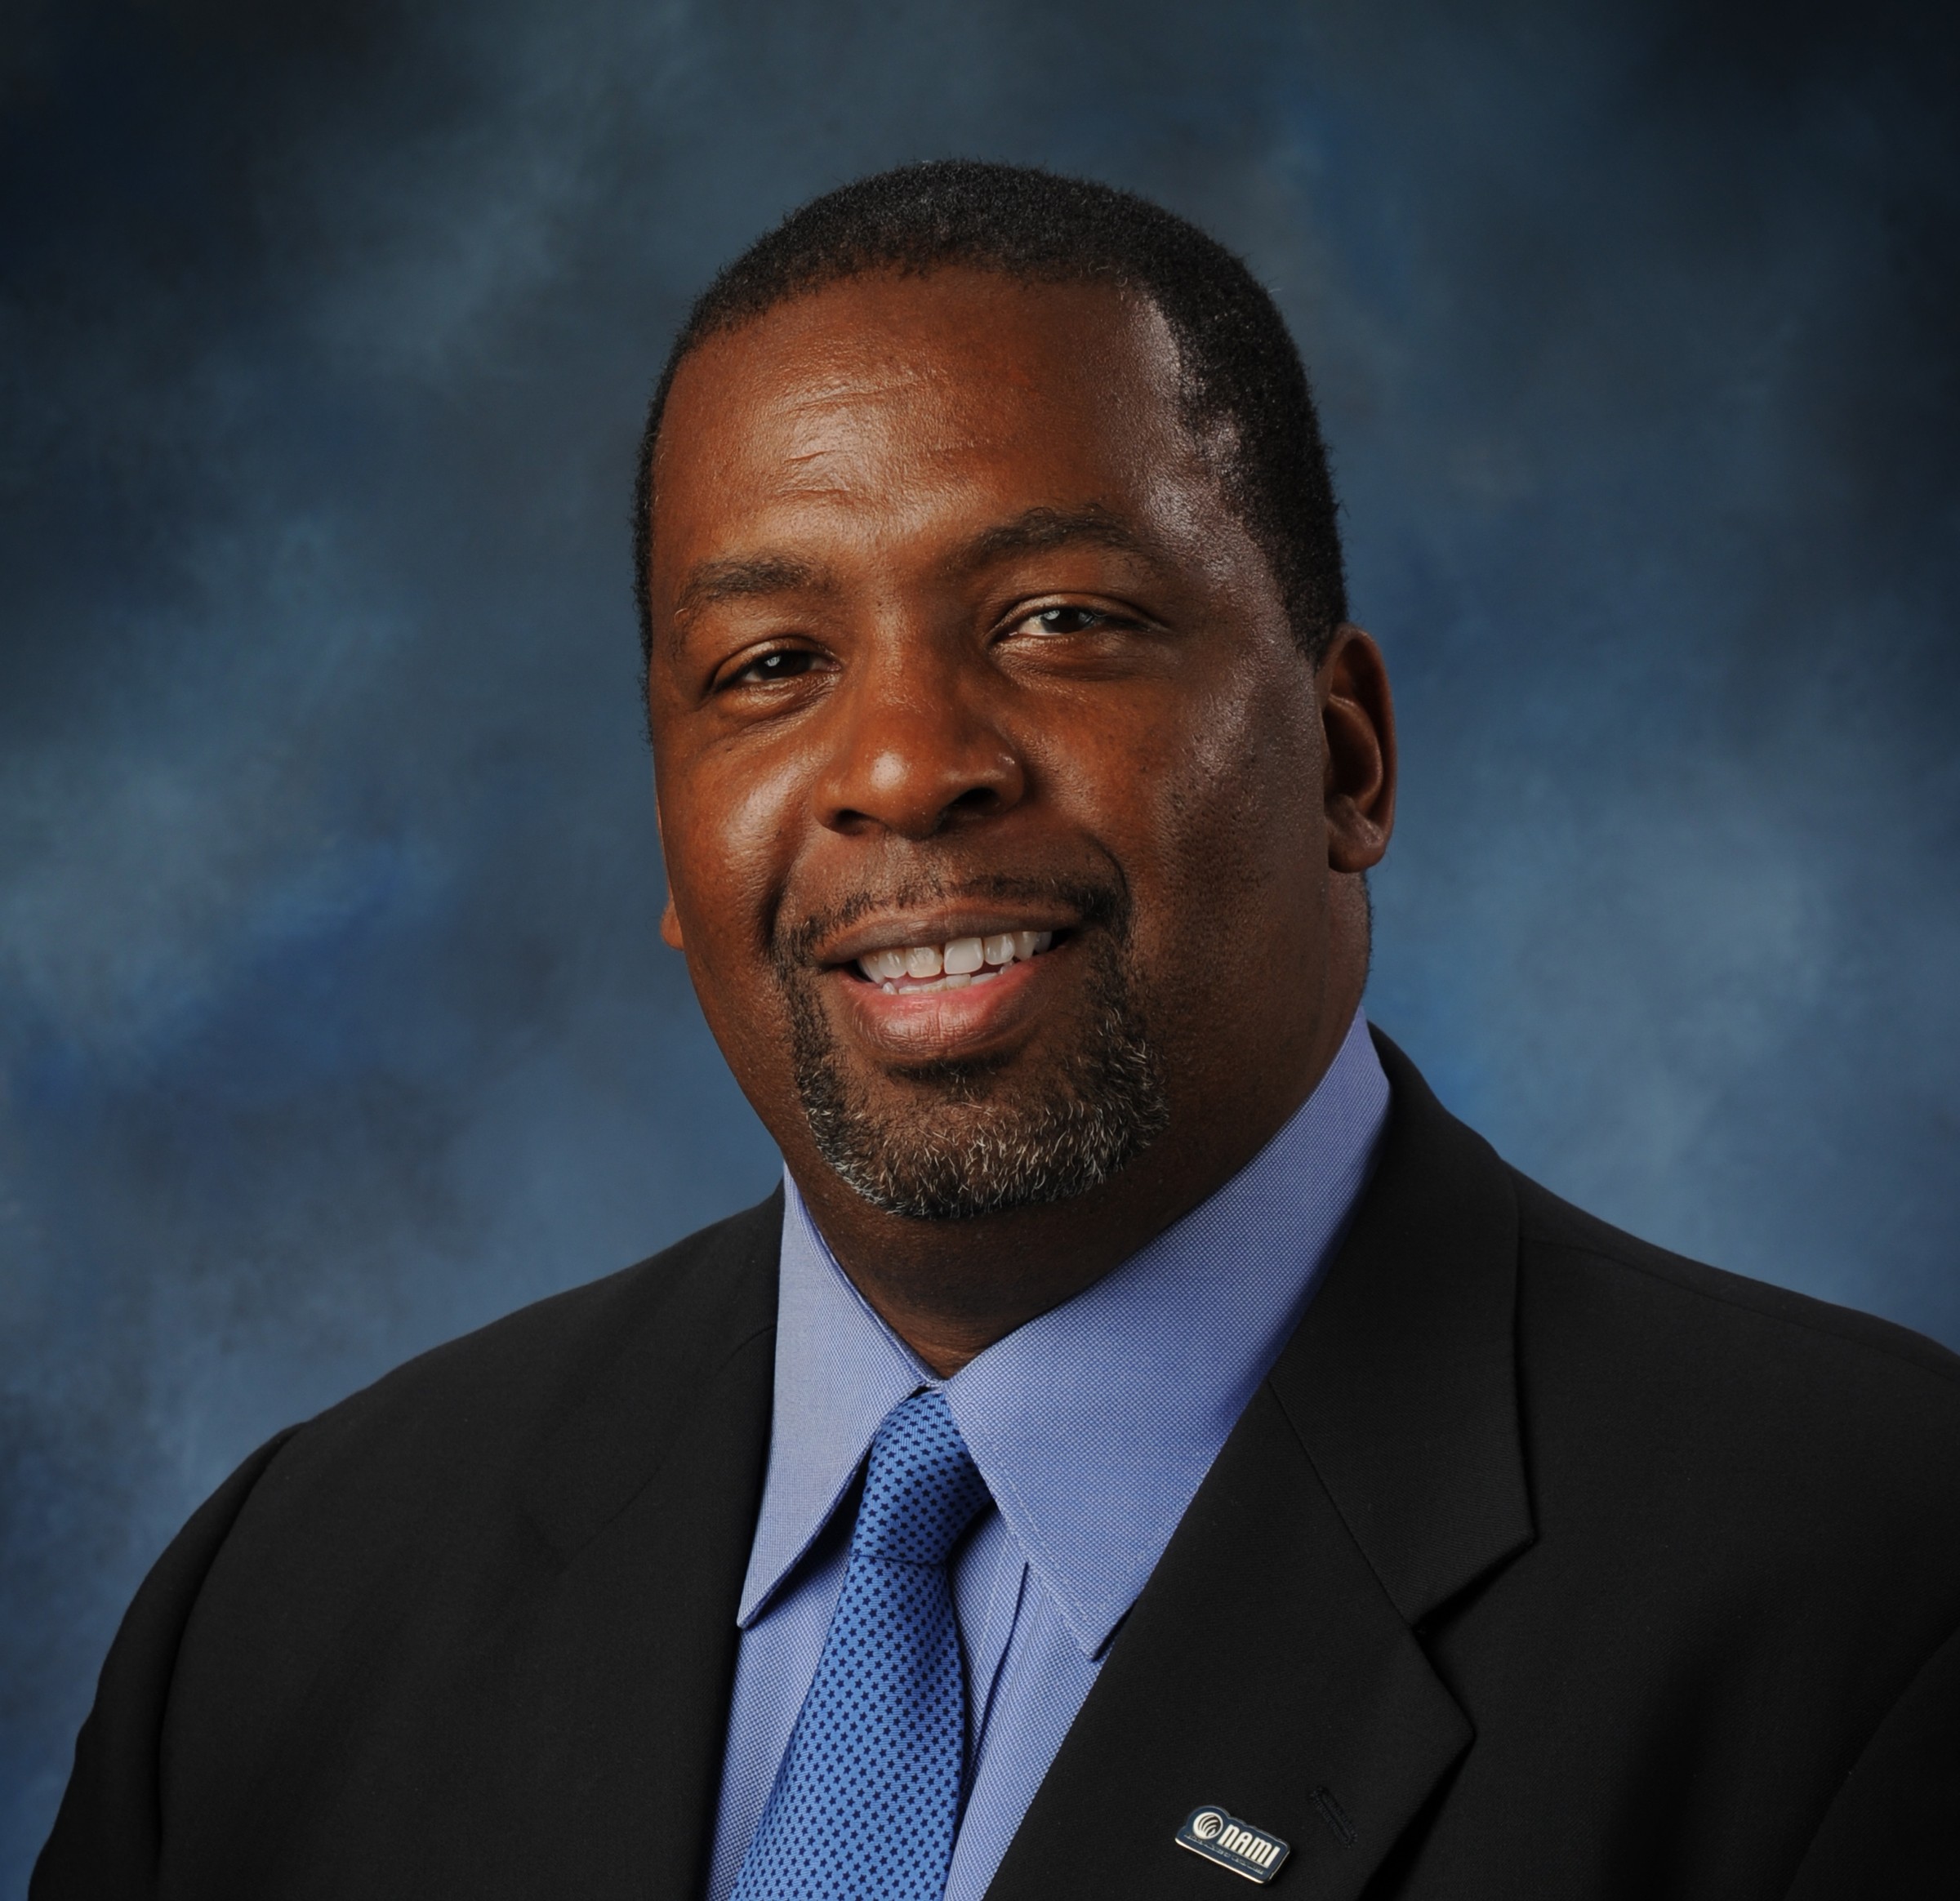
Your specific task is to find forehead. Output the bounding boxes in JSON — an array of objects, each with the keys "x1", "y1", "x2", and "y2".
[{"x1": 647, "y1": 269, "x2": 1217, "y2": 588}]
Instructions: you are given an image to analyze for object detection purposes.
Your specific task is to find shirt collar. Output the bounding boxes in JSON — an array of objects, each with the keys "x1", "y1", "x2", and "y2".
[{"x1": 738, "y1": 1008, "x2": 1390, "y2": 1654}]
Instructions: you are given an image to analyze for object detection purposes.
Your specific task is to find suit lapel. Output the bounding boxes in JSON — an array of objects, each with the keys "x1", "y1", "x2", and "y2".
[
  {"x1": 984, "y1": 1382, "x2": 1472, "y2": 1901},
  {"x1": 986, "y1": 1035, "x2": 1533, "y2": 1899},
  {"x1": 505, "y1": 1191, "x2": 782, "y2": 1901},
  {"x1": 1267, "y1": 1033, "x2": 1534, "y2": 1629}
]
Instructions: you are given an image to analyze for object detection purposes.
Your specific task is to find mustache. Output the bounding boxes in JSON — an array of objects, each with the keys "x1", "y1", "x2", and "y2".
[{"x1": 772, "y1": 869, "x2": 1129, "y2": 974}]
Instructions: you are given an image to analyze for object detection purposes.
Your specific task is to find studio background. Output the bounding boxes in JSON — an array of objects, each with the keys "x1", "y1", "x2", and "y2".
[{"x1": 3, "y1": 0, "x2": 1956, "y2": 1883}]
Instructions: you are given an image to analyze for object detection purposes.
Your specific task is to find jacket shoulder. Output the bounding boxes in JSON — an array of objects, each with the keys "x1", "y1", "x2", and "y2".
[
  {"x1": 221, "y1": 1191, "x2": 782, "y2": 1566},
  {"x1": 36, "y1": 1197, "x2": 782, "y2": 1899},
  {"x1": 327, "y1": 1189, "x2": 774, "y2": 1421},
  {"x1": 1512, "y1": 1169, "x2": 1960, "y2": 1396},
  {"x1": 1509, "y1": 1169, "x2": 1960, "y2": 1544}
]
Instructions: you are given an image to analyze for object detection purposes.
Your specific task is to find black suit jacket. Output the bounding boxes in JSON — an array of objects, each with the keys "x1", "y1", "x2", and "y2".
[{"x1": 35, "y1": 1037, "x2": 1960, "y2": 1899}]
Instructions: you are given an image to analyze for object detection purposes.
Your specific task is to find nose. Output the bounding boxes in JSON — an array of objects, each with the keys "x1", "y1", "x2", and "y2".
[{"x1": 815, "y1": 650, "x2": 1026, "y2": 839}]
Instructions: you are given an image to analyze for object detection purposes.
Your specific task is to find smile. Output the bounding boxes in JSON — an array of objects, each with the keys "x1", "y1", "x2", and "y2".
[{"x1": 854, "y1": 931, "x2": 1058, "y2": 994}]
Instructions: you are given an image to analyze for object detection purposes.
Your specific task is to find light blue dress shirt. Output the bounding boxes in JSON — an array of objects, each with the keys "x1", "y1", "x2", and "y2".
[{"x1": 706, "y1": 1008, "x2": 1390, "y2": 1901}]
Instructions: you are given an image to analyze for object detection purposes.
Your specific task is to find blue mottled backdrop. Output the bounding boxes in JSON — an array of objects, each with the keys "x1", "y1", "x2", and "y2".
[{"x1": 3, "y1": 0, "x2": 1956, "y2": 1881}]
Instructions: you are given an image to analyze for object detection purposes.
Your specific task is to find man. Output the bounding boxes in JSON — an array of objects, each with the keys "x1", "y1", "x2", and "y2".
[{"x1": 35, "y1": 162, "x2": 1960, "y2": 1899}]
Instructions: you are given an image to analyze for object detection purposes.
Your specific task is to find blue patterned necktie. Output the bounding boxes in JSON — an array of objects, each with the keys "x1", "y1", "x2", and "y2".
[{"x1": 733, "y1": 1388, "x2": 992, "y2": 1901}]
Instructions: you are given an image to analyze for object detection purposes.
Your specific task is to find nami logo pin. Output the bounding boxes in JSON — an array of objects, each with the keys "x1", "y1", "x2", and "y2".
[{"x1": 1175, "y1": 1805, "x2": 1291, "y2": 1884}]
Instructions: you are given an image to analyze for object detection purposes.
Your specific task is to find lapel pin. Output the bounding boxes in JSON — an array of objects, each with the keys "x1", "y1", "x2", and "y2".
[{"x1": 1176, "y1": 1806, "x2": 1291, "y2": 1884}]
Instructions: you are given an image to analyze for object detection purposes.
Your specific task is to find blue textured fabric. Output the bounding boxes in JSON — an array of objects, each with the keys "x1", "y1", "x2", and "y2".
[
  {"x1": 730, "y1": 1390, "x2": 992, "y2": 1901},
  {"x1": 708, "y1": 1008, "x2": 1391, "y2": 1901}
]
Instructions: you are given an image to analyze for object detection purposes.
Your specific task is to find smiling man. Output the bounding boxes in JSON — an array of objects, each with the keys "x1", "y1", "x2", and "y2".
[{"x1": 37, "y1": 163, "x2": 1960, "y2": 1901}]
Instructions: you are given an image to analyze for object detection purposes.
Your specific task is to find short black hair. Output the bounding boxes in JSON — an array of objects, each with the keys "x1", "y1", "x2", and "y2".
[{"x1": 633, "y1": 160, "x2": 1347, "y2": 665}]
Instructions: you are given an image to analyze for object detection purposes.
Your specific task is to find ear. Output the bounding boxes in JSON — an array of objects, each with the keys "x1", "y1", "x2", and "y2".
[
  {"x1": 1319, "y1": 625, "x2": 1396, "y2": 875},
  {"x1": 653, "y1": 784, "x2": 686, "y2": 951}
]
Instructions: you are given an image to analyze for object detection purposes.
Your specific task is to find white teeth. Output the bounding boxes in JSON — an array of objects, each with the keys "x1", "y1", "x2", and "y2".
[{"x1": 858, "y1": 928, "x2": 1058, "y2": 991}]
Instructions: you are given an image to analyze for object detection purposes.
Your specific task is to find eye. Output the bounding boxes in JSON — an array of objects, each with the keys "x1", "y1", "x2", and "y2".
[
  {"x1": 726, "y1": 647, "x2": 821, "y2": 687},
  {"x1": 1014, "y1": 605, "x2": 1116, "y2": 637}
]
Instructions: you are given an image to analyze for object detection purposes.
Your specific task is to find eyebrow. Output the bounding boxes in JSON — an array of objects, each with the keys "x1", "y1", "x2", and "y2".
[
  {"x1": 958, "y1": 505, "x2": 1152, "y2": 571},
  {"x1": 672, "y1": 554, "x2": 824, "y2": 628}
]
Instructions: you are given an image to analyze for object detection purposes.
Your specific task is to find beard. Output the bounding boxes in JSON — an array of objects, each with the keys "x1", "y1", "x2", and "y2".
[{"x1": 775, "y1": 877, "x2": 1171, "y2": 1222}]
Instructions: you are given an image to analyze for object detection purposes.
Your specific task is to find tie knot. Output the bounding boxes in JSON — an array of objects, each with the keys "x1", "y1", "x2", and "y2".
[{"x1": 853, "y1": 1390, "x2": 990, "y2": 1565}]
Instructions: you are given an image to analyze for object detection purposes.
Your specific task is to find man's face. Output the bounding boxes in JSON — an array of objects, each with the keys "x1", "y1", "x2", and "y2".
[{"x1": 646, "y1": 269, "x2": 1351, "y2": 1222}]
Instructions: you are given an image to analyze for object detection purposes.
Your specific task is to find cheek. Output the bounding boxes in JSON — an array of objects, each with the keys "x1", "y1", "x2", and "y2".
[
  {"x1": 1107, "y1": 676, "x2": 1325, "y2": 977},
  {"x1": 660, "y1": 764, "x2": 808, "y2": 1125},
  {"x1": 662, "y1": 747, "x2": 809, "y2": 968}
]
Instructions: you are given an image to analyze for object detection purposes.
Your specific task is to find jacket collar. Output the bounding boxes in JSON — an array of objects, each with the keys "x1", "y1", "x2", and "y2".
[{"x1": 496, "y1": 1029, "x2": 1534, "y2": 1901}]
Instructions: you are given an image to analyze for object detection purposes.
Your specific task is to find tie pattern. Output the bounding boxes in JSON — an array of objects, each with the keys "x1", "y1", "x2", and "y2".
[{"x1": 733, "y1": 1390, "x2": 992, "y2": 1901}]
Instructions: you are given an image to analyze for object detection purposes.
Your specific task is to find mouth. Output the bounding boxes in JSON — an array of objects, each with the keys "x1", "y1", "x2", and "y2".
[
  {"x1": 849, "y1": 928, "x2": 1058, "y2": 994},
  {"x1": 804, "y1": 910, "x2": 1080, "y2": 1063}
]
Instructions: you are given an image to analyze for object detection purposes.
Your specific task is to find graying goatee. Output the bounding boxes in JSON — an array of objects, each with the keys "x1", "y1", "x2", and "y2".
[{"x1": 777, "y1": 888, "x2": 1169, "y2": 1222}]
